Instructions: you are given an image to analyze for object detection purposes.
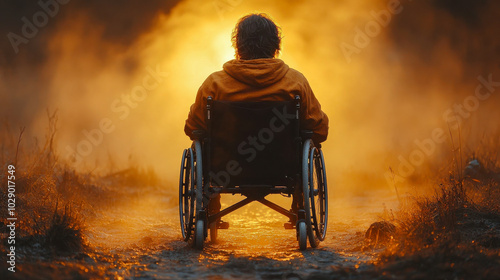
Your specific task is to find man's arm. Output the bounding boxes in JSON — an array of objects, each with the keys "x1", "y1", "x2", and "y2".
[
  {"x1": 184, "y1": 81, "x2": 210, "y2": 139},
  {"x1": 300, "y1": 78, "x2": 329, "y2": 144}
]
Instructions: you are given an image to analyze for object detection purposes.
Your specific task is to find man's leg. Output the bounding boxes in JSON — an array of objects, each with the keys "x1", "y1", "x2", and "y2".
[
  {"x1": 208, "y1": 193, "x2": 229, "y2": 228},
  {"x1": 209, "y1": 193, "x2": 221, "y2": 215},
  {"x1": 290, "y1": 184, "x2": 304, "y2": 224}
]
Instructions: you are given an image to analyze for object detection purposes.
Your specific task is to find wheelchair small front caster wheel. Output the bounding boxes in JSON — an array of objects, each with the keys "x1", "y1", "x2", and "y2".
[
  {"x1": 195, "y1": 219, "x2": 205, "y2": 250},
  {"x1": 298, "y1": 221, "x2": 307, "y2": 250}
]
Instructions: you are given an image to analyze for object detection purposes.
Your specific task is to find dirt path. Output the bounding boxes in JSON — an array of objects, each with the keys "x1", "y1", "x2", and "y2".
[
  {"x1": 6, "y1": 188, "x2": 399, "y2": 279},
  {"x1": 79, "y1": 189, "x2": 398, "y2": 279}
]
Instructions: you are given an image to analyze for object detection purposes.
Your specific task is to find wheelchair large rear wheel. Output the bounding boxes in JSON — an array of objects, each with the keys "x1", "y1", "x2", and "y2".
[
  {"x1": 302, "y1": 140, "x2": 328, "y2": 248},
  {"x1": 193, "y1": 140, "x2": 206, "y2": 249},
  {"x1": 179, "y1": 148, "x2": 195, "y2": 241},
  {"x1": 309, "y1": 148, "x2": 328, "y2": 242}
]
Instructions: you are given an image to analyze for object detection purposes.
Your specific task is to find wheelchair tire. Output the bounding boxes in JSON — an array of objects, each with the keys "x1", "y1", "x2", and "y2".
[
  {"x1": 309, "y1": 148, "x2": 328, "y2": 242},
  {"x1": 302, "y1": 140, "x2": 316, "y2": 247},
  {"x1": 193, "y1": 141, "x2": 204, "y2": 218},
  {"x1": 195, "y1": 219, "x2": 205, "y2": 250},
  {"x1": 179, "y1": 148, "x2": 195, "y2": 242},
  {"x1": 302, "y1": 139, "x2": 322, "y2": 248},
  {"x1": 298, "y1": 221, "x2": 307, "y2": 250}
]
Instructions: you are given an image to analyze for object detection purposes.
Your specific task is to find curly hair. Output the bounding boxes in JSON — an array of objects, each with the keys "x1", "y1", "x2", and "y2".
[{"x1": 231, "y1": 13, "x2": 282, "y2": 60}]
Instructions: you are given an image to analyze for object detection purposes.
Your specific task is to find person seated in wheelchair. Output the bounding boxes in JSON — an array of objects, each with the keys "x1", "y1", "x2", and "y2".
[{"x1": 184, "y1": 13, "x2": 329, "y2": 226}]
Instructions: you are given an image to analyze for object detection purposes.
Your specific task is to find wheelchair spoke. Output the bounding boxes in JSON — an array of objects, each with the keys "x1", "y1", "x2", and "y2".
[
  {"x1": 308, "y1": 146, "x2": 328, "y2": 242},
  {"x1": 179, "y1": 148, "x2": 196, "y2": 242}
]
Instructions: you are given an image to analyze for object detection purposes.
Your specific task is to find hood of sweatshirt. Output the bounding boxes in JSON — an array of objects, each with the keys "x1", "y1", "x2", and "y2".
[{"x1": 222, "y1": 58, "x2": 290, "y2": 87}]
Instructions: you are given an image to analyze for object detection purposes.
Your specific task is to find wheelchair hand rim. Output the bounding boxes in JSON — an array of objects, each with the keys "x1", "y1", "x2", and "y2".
[
  {"x1": 179, "y1": 148, "x2": 195, "y2": 241},
  {"x1": 309, "y1": 147, "x2": 328, "y2": 241}
]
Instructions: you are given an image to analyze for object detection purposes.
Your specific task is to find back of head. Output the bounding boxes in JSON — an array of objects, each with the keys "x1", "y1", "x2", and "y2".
[{"x1": 232, "y1": 13, "x2": 282, "y2": 60}]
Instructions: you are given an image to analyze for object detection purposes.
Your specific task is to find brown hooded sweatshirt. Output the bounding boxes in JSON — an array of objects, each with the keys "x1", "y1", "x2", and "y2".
[{"x1": 184, "y1": 58, "x2": 329, "y2": 143}]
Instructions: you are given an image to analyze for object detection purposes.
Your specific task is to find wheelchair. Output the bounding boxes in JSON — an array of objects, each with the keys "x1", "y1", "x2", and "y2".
[{"x1": 179, "y1": 95, "x2": 328, "y2": 250}]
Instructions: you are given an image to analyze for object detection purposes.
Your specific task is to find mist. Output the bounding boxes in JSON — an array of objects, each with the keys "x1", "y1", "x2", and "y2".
[{"x1": 1, "y1": 0, "x2": 499, "y2": 195}]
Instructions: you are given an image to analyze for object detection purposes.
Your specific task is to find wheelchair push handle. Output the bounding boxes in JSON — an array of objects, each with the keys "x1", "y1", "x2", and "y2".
[{"x1": 192, "y1": 130, "x2": 206, "y2": 140}]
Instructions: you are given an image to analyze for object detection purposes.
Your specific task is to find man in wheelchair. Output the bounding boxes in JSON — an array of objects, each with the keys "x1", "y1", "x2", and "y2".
[{"x1": 181, "y1": 13, "x2": 329, "y2": 250}]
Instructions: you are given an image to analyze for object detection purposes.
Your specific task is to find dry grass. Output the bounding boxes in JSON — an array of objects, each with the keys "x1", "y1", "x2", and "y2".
[
  {"x1": 0, "y1": 113, "x2": 163, "y2": 255},
  {"x1": 0, "y1": 113, "x2": 88, "y2": 253},
  {"x1": 1, "y1": 113, "x2": 166, "y2": 258},
  {"x1": 374, "y1": 146, "x2": 500, "y2": 278}
]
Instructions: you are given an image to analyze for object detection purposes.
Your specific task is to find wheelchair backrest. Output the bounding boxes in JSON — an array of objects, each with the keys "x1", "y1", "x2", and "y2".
[{"x1": 206, "y1": 96, "x2": 301, "y2": 188}]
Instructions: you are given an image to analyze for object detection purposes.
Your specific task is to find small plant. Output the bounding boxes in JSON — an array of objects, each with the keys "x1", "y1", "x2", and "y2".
[{"x1": 45, "y1": 204, "x2": 85, "y2": 252}]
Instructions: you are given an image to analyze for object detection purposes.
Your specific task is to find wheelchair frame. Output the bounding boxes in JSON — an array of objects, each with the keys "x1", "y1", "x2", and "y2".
[{"x1": 179, "y1": 95, "x2": 328, "y2": 250}]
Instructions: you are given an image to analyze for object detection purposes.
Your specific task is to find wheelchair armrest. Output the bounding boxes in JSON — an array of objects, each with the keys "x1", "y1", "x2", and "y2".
[
  {"x1": 301, "y1": 130, "x2": 313, "y2": 140},
  {"x1": 191, "y1": 130, "x2": 206, "y2": 140},
  {"x1": 301, "y1": 130, "x2": 322, "y2": 148}
]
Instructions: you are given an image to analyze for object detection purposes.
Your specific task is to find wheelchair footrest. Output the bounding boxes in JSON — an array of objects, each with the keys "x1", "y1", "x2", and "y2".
[
  {"x1": 284, "y1": 222, "x2": 295, "y2": 230},
  {"x1": 217, "y1": 221, "x2": 229, "y2": 229}
]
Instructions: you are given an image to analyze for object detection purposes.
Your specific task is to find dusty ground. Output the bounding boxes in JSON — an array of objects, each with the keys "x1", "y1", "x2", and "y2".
[
  {"x1": 4, "y1": 181, "x2": 499, "y2": 280},
  {"x1": 2, "y1": 187, "x2": 400, "y2": 280}
]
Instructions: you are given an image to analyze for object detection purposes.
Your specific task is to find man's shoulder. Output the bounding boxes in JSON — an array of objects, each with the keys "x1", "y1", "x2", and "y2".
[
  {"x1": 285, "y1": 67, "x2": 307, "y2": 80},
  {"x1": 203, "y1": 70, "x2": 231, "y2": 84},
  {"x1": 283, "y1": 67, "x2": 309, "y2": 86}
]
